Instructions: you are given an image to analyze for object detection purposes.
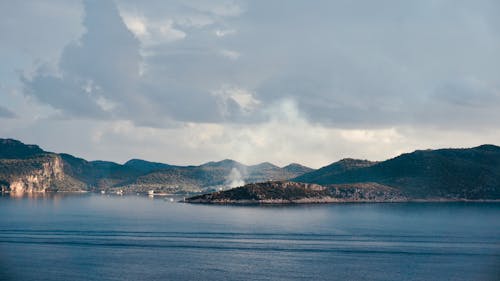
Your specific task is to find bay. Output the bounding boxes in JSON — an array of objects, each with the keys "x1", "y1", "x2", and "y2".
[{"x1": 0, "y1": 194, "x2": 499, "y2": 281}]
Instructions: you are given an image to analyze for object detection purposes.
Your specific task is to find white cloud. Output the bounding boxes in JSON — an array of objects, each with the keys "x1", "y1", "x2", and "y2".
[
  {"x1": 158, "y1": 20, "x2": 187, "y2": 41},
  {"x1": 215, "y1": 28, "x2": 236, "y2": 37},
  {"x1": 54, "y1": 99, "x2": 497, "y2": 168},
  {"x1": 339, "y1": 128, "x2": 403, "y2": 144},
  {"x1": 5, "y1": 103, "x2": 500, "y2": 169},
  {"x1": 122, "y1": 13, "x2": 186, "y2": 45},
  {"x1": 219, "y1": 49, "x2": 240, "y2": 60},
  {"x1": 95, "y1": 96, "x2": 117, "y2": 112},
  {"x1": 212, "y1": 85, "x2": 260, "y2": 115},
  {"x1": 122, "y1": 14, "x2": 148, "y2": 37}
]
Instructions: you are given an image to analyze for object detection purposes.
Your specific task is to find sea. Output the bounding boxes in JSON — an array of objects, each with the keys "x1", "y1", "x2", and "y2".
[{"x1": 0, "y1": 193, "x2": 499, "y2": 281}]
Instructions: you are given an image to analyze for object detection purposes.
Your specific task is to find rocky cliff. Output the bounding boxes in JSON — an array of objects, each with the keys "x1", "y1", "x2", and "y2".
[{"x1": 0, "y1": 154, "x2": 86, "y2": 193}]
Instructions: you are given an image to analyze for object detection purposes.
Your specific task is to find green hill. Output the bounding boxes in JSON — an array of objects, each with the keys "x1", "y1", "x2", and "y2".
[
  {"x1": 294, "y1": 145, "x2": 500, "y2": 199},
  {"x1": 0, "y1": 138, "x2": 313, "y2": 193}
]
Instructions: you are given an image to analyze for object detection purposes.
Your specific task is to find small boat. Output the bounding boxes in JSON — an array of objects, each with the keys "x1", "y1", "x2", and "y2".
[
  {"x1": 100, "y1": 190, "x2": 106, "y2": 194},
  {"x1": 116, "y1": 190, "x2": 123, "y2": 195}
]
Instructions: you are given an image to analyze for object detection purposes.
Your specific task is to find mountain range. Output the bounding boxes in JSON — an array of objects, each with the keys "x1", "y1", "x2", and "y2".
[
  {"x1": 2, "y1": 138, "x2": 500, "y2": 201},
  {"x1": 188, "y1": 145, "x2": 500, "y2": 203},
  {"x1": 0, "y1": 138, "x2": 312, "y2": 194}
]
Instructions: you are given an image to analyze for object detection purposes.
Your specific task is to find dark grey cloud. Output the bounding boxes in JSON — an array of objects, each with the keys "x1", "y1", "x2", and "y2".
[
  {"x1": 23, "y1": 0, "x2": 139, "y2": 119},
  {"x1": 0, "y1": 105, "x2": 16, "y2": 118},
  {"x1": 433, "y1": 79, "x2": 500, "y2": 108},
  {"x1": 236, "y1": 0, "x2": 500, "y2": 129},
  {"x1": 21, "y1": 0, "x2": 253, "y2": 126},
  {"x1": 0, "y1": 0, "x2": 82, "y2": 60},
  {"x1": 2, "y1": 0, "x2": 500, "y2": 167},
  {"x1": 12, "y1": 0, "x2": 500, "y2": 131}
]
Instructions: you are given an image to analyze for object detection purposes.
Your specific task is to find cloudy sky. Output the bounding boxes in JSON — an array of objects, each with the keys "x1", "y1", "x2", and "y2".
[{"x1": 1, "y1": 0, "x2": 499, "y2": 168}]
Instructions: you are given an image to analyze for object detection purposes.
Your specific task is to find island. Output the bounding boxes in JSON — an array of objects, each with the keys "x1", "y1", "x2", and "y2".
[{"x1": 184, "y1": 181, "x2": 408, "y2": 203}]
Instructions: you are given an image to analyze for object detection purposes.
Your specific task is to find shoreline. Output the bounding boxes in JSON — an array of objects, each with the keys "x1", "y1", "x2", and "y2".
[
  {"x1": 2, "y1": 191, "x2": 499, "y2": 204},
  {"x1": 183, "y1": 198, "x2": 500, "y2": 204},
  {"x1": 0, "y1": 190, "x2": 194, "y2": 196}
]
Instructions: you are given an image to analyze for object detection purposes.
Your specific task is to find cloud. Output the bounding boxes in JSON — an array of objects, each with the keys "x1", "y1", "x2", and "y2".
[
  {"x1": 340, "y1": 129, "x2": 403, "y2": 144},
  {"x1": 22, "y1": 99, "x2": 491, "y2": 168},
  {"x1": 185, "y1": 0, "x2": 244, "y2": 17},
  {"x1": 214, "y1": 28, "x2": 236, "y2": 37},
  {"x1": 4, "y1": 97, "x2": 500, "y2": 169},
  {"x1": 433, "y1": 77, "x2": 500, "y2": 108},
  {"x1": 0, "y1": 105, "x2": 16, "y2": 118},
  {"x1": 20, "y1": 0, "x2": 250, "y2": 126},
  {"x1": 158, "y1": 20, "x2": 187, "y2": 41},
  {"x1": 231, "y1": 0, "x2": 500, "y2": 130},
  {"x1": 0, "y1": 1, "x2": 83, "y2": 62},
  {"x1": 212, "y1": 85, "x2": 260, "y2": 116},
  {"x1": 121, "y1": 14, "x2": 187, "y2": 45},
  {"x1": 22, "y1": 0, "x2": 140, "y2": 120},
  {"x1": 122, "y1": 14, "x2": 148, "y2": 37},
  {"x1": 219, "y1": 49, "x2": 240, "y2": 60},
  {"x1": 2, "y1": 0, "x2": 500, "y2": 166}
]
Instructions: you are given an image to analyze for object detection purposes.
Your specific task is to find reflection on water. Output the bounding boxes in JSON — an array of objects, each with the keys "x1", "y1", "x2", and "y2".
[
  {"x1": 0, "y1": 194, "x2": 499, "y2": 281},
  {"x1": 3, "y1": 191, "x2": 85, "y2": 200},
  {"x1": 1, "y1": 191, "x2": 184, "y2": 202}
]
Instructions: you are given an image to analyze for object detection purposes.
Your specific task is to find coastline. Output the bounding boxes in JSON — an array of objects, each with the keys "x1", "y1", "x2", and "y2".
[
  {"x1": 183, "y1": 198, "x2": 500, "y2": 204},
  {"x1": 3, "y1": 190, "x2": 500, "y2": 204}
]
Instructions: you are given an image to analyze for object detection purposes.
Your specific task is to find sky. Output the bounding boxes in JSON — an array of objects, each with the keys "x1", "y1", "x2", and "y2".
[{"x1": 1, "y1": 0, "x2": 499, "y2": 168}]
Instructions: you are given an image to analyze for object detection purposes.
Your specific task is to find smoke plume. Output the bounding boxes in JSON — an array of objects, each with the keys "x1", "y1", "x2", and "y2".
[{"x1": 226, "y1": 167, "x2": 245, "y2": 188}]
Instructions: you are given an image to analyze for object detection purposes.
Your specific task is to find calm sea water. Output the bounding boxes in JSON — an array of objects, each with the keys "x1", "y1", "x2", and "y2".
[{"x1": 0, "y1": 194, "x2": 499, "y2": 281}]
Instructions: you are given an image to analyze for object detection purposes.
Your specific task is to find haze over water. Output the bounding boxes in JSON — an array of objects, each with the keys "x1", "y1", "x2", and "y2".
[{"x1": 0, "y1": 194, "x2": 499, "y2": 281}]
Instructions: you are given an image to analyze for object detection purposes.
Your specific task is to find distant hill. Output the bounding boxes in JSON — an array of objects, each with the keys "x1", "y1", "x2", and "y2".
[
  {"x1": 123, "y1": 159, "x2": 174, "y2": 173},
  {"x1": 294, "y1": 158, "x2": 376, "y2": 183},
  {"x1": 126, "y1": 159, "x2": 312, "y2": 193},
  {"x1": 0, "y1": 138, "x2": 313, "y2": 193},
  {"x1": 0, "y1": 139, "x2": 46, "y2": 159},
  {"x1": 59, "y1": 153, "x2": 143, "y2": 189},
  {"x1": 282, "y1": 163, "x2": 315, "y2": 175},
  {"x1": 246, "y1": 162, "x2": 314, "y2": 183},
  {"x1": 294, "y1": 145, "x2": 500, "y2": 199}
]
